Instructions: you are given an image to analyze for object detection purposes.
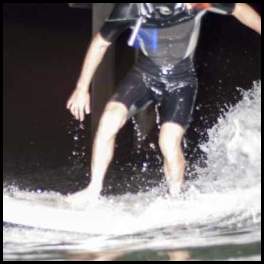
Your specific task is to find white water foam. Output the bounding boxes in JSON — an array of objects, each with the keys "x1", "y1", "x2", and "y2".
[{"x1": 3, "y1": 82, "x2": 261, "y2": 255}]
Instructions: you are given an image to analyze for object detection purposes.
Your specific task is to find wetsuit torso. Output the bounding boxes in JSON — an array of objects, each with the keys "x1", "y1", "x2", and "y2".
[
  {"x1": 101, "y1": 3, "x2": 235, "y2": 65},
  {"x1": 99, "y1": 3, "x2": 236, "y2": 128}
]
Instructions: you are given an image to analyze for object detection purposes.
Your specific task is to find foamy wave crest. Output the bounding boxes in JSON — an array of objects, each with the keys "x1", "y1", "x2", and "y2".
[
  {"x1": 3, "y1": 82, "x2": 261, "y2": 254},
  {"x1": 195, "y1": 81, "x2": 261, "y2": 192}
]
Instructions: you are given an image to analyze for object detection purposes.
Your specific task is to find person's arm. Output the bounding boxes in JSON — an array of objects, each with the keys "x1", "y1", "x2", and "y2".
[
  {"x1": 232, "y1": 3, "x2": 261, "y2": 35},
  {"x1": 66, "y1": 33, "x2": 111, "y2": 121},
  {"x1": 76, "y1": 3, "x2": 135, "y2": 92},
  {"x1": 67, "y1": 4, "x2": 133, "y2": 121},
  {"x1": 207, "y1": 3, "x2": 261, "y2": 35},
  {"x1": 77, "y1": 33, "x2": 111, "y2": 93}
]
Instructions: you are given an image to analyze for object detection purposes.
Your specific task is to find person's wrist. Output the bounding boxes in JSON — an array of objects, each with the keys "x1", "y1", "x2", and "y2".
[{"x1": 76, "y1": 82, "x2": 89, "y2": 93}]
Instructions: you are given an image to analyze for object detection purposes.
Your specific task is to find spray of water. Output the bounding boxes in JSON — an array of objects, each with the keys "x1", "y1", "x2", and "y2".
[
  {"x1": 195, "y1": 81, "x2": 261, "y2": 191},
  {"x1": 67, "y1": 120, "x2": 88, "y2": 166},
  {"x1": 3, "y1": 82, "x2": 261, "y2": 258}
]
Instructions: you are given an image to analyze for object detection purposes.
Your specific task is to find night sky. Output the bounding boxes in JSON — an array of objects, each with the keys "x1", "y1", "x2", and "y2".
[{"x1": 3, "y1": 4, "x2": 261, "y2": 194}]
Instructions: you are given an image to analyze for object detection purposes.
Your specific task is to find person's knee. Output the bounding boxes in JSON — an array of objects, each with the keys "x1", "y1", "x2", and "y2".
[
  {"x1": 159, "y1": 138, "x2": 180, "y2": 162},
  {"x1": 97, "y1": 102, "x2": 128, "y2": 139},
  {"x1": 159, "y1": 123, "x2": 185, "y2": 161}
]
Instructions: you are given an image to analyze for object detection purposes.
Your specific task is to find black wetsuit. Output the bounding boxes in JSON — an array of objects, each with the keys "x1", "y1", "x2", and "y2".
[{"x1": 100, "y1": 3, "x2": 235, "y2": 129}]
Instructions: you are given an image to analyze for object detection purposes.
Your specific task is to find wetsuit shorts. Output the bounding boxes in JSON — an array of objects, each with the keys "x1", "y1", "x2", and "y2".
[{"x1": 110, "y1": 55, "x2": 198, "y2": 130}]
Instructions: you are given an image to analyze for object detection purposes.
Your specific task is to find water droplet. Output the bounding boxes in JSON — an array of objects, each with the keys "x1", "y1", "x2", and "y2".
[
  {"x1": 155, "y1": 104, "x2": 161, "y2": 129},
  {"x1": 149, "y1": 143, "x2": 156, "y2": 150}
]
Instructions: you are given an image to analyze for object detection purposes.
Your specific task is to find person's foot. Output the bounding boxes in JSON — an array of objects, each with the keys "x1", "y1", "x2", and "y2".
[
  {"x1": 168, "y1": 180, "x2": 184, "y2": 198},
  {"x1": 65, "y1": 187, "x2": 100, "y2": 208}
]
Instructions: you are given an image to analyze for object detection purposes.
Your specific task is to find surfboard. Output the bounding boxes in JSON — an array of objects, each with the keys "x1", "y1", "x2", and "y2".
[{"x1": 3, "y1": 194, "x2": 95, "y2": 234}]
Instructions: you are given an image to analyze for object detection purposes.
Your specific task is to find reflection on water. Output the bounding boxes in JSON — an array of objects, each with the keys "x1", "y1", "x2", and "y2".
[
  {"x1": 65, "y1": 249, "x2": 191, "y2": 261},
  {"x1": 3, "y1": 82, "x2": 261, "y2": 261}
]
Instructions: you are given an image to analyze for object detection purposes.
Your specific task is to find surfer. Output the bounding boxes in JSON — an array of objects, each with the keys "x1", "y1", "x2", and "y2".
[{"x1": 66, "y1": 3, "x2": 261, "y2": 201}]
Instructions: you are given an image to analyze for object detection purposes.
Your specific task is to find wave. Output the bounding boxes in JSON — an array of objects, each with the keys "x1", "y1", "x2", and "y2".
[{"x1": 3, "y1": 81, "x2": 261, "y2": 252}]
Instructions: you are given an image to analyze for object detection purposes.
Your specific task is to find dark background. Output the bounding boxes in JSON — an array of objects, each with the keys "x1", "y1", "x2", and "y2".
[{"x1": 3, "y1": 3, "x2": 261, "y2": 194}]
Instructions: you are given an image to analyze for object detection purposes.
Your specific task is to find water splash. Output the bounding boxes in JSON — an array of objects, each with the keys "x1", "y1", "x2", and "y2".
[
  {"x1": 3, "y1": 82, "x2": 261, "y2": 260},
  {"x1": 194, "y1": 81, "x2": 261, "y2": 191},
  {"x1": 67, "y1": 120, "x2": 88, "y2": 166}
]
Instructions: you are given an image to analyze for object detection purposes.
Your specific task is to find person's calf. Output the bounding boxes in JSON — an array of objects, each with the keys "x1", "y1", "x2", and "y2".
[
  {"x1": 89, "y1": 102, "x2": 128, "y2": 194},
  {"x1": 164, "y1": 153, "x2": 186, "y2": 196},
  {"x1": 159, "y1": 122, "x2": 186, "y2": 196}
]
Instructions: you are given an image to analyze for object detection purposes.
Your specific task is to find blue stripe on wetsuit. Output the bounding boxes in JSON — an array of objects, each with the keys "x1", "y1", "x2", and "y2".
[{"x1": 134, "y1": 28, "x2": 158, "y2": 52}]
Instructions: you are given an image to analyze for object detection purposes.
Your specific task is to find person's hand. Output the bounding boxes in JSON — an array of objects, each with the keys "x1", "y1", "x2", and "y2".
[{"x1": 66, "y1": 88, "x2": 90, "y2": 122}]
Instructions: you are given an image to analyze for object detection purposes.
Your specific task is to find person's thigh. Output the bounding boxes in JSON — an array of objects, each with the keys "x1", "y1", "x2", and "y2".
[
  {"x1": 159, "y1": 79, "x2": 198, "y2": 130},
  {"x1": 110, "y1": 68, "x2": 154, "y2": 119}
]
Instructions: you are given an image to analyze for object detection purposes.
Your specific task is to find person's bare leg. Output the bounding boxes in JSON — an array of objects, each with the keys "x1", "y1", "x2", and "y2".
[
  {"x1": 159, "y1": 123, "x2": 186, "y2": 196},
  {"x1": 89, "y1": 102, "x2": 128, "y2": 195},
  {"x1": 67, "y1": 102, "x2": 128, "y2": 204}
]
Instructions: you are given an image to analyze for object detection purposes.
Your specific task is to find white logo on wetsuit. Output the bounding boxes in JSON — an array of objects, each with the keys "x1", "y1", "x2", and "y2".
[
  {"x1": 174, "y1": 3, "x2": 186, "y2": 12},
  {"x1": 155, "y1": 3, "x2": 187, "y2": 16},
  {"x1": 156, "y1": 6, "x2": 173, "y2": 16}
]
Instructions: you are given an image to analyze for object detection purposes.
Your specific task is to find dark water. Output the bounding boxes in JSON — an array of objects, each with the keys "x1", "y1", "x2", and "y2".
[{"x1": 3, "y1": 4, "x2": 261, "y2": 261}]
